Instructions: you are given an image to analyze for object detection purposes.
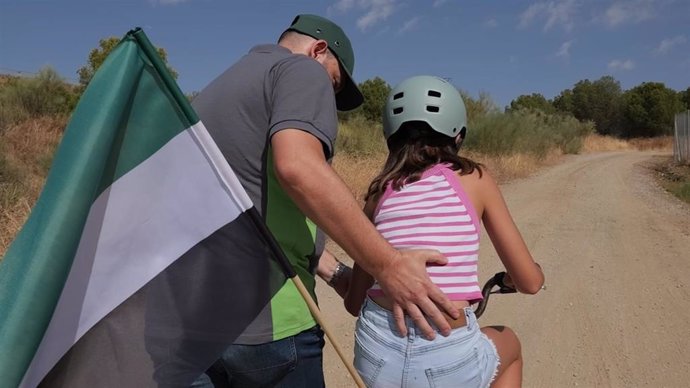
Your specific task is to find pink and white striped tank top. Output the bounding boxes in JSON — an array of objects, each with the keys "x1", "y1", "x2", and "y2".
[{"x1": 368, "y1": 164, "x2": 483, "y2": 302}]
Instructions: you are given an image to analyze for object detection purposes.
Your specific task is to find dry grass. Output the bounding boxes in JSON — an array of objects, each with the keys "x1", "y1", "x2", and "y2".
[
  {"x1": 583, "y1": 134, "x2": 674, "y2": 153},
  {"x1": 0, "y1": 116, "x2": 65, "y2": 256},
  {"x1": 582, "y1": 134, "x2": 631, "y2": 152},
  {"x1": 628, "y1": 136, "x2": 673, "y2": 151},
  {"x1": 463, "y1": 149, "x2": 562, "y2": 183},
  {"x1": 332, "y1": 148, "x2": 562, "y2": 204},
  {"x1": 0, "y1": 75, "x2": 14, "y2": 86},
  {"x1": 3, "y1": 116, "x2": 65, "y2": 176},
  {"x1": 332, "y1": 152, "x2": 387, "y2": 203}
]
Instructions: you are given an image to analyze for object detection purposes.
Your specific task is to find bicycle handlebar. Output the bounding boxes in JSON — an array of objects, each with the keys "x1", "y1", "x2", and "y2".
[{"x1": 473, "y1": 272, "x2": 517, "y2": 319}]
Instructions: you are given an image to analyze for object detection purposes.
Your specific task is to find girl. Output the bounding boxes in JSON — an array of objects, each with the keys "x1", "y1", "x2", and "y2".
[{"x1": 344, "y1": 75, "x2": 544, "y2": 388}]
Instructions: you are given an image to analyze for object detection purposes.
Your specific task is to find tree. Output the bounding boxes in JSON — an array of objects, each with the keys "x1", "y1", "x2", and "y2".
[
  {"x1": 553, "y1": 89, "x2": 574, "y2": 114},
  {"x1": 680, "y1": 87, "x2": 690, "y2": 111},
  {"x1": 559, "y1": 76, "x2": 623, "y2": 136},
  {"x1": 77, "y1": 37, "x2": 178, "y2": 91},
  {"x1": 358, "y1": 77, "x2": 391, "y2": 122},
  {"x1": 622, "y1": 82, "x2": 684, "y2": 137},
  {"x1": 460, "y1": 90, "x2": 497, "y2": 125},
  {"x1": 508, "y1": 93, "x2": 555, "y2": 114},
  {"x1": 591, "y1": 76, "x2": 624, "y2": 136}
]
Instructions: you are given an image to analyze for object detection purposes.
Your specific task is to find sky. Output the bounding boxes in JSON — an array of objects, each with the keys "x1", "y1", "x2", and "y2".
[{"x1": 1, "y1": 0, "x2": 688, "y2": 109}]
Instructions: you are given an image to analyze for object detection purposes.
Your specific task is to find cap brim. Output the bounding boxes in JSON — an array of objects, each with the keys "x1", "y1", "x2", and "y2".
[{"x1": 335, "y1": 62, "x2": 363, "y2": 111}]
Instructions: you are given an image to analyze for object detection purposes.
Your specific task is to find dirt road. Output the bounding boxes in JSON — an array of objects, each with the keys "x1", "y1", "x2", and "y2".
[{"x1": 317, "y1": 151, "x2": 690, "y2": 388}]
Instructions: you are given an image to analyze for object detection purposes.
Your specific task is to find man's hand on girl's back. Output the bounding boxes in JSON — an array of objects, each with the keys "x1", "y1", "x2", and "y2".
[{"x1": 375, "y1": 249, "x2": 460, "y2": 340}]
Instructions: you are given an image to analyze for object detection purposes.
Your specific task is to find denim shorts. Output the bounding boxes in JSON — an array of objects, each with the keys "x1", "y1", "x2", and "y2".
[{"x1": 354, "y1": 297, "x2": 499, "y2": 388}]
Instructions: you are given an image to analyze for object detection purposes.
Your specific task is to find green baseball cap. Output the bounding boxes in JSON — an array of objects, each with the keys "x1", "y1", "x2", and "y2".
[{"x1": 288, "y1": 14, "x2": 364, "y2": 111}]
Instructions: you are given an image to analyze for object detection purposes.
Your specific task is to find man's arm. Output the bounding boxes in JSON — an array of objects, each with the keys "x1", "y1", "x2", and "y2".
[{"x1": 271, "y1": 129, "x2": 459, "y2": 338}]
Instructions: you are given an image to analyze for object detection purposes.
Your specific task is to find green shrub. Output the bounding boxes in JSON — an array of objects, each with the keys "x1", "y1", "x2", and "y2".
[
  {"x1": 0, "y1": 67, "x2": 77, "y2": 131},
  {"x1": 674, "y1": 182, "x2": 690, "y2": 202},
  {"x1": 465, "y1": 109, "x2": 593, "y2": 158},
  {"x1": 335, "y1": 115, "x2": 387, "y2": 157},
  {"x1": 335, "y1": 104, "x2": 593, "y2": 160}
]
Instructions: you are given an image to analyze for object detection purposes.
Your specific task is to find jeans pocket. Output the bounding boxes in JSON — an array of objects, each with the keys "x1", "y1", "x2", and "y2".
[
  {"x1": 424, "y1": 347, "x2": 482, "y2": 388},
  {"x1": 354, "y1": 339, "x2": 386, "y2": 388},
  {"x1": 223, "y1": 336, "x2": 298, "y2": 386}
]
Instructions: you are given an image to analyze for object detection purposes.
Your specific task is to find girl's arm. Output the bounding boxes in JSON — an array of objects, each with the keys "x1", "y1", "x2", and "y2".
[
  {"x1": 344, "y1": 264, "x2": 375, "y2": 316},
  {"x1": 316, "y1": 249, "x2": 351, "y2": 299},
  {"x1": 343, "y1": 197, "x2": 379, "y2": 316},
  {"x1": 480, "y1": 171, "x2": 544, "y2": 294}
]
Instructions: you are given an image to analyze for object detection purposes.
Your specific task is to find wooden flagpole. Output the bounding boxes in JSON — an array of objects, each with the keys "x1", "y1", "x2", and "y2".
[{"x1": 248, "y1": 209, "x2": 365, "y2": 388}]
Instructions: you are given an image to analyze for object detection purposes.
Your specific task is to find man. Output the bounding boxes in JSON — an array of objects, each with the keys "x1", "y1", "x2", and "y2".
[{"x1": 191, "y1": 14, "x2": 459, "y2": 386}]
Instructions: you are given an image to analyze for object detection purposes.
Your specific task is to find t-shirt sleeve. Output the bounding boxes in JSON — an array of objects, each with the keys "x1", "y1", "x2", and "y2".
[{"x1": 268, "y1": 56, "x2": 339, "y2": 159}]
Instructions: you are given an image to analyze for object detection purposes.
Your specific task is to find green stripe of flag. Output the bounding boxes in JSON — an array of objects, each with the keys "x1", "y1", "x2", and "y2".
[{"x1": 0, "y1": 28, "x2": 200, "y2": 387}]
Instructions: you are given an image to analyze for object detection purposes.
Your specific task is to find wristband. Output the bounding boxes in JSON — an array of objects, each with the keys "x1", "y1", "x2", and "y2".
[{"x1": 327, "y1": 261, "x2": 350, "y2": 287}]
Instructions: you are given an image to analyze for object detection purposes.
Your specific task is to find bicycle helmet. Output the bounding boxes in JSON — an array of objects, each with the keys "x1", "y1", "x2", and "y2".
[{"x1": 383, "y1": 75, "x2": 467, "y2": 140}]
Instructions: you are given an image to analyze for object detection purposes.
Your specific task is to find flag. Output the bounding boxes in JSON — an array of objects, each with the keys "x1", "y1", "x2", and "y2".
[{"x1": 0, "y1": 28, "x2": 288, "y2": 387}]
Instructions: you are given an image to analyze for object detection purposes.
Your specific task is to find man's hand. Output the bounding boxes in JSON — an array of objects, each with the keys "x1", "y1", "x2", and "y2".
[{"x1": 375, "y1": 250, "x2": 460, "y2": 340}]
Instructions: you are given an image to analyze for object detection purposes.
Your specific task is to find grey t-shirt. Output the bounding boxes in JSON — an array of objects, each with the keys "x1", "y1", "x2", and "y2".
[
  {"x1": 191, "y1": 44, "x2": 337, "y2": 343},
  {"x1": 193, "y1": 44, "x2": 338, "y2": 207}
]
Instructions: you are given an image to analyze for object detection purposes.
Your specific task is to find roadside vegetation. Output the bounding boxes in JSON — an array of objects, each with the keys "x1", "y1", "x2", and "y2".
[
  {"x1": 653, "y1": 159, "x2": 690, "y2": 204},
  {"x1": 1, "y1": 38, "x2": 688, "y2": 256}
]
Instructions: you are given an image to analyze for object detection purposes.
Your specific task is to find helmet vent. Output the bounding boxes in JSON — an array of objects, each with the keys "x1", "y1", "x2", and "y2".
[
  {"x1": 428, "y1": 90, "x2": 441, "y2": 98},
  {"x1": 426, "y1": 106, "x2": 440, "y2": 113},
  {"x1": 393, "y1": 107, "x2": 404, "y2": 115},
  {"x1": 393, "y1": 92, "x2": 404, "y2": 100}
]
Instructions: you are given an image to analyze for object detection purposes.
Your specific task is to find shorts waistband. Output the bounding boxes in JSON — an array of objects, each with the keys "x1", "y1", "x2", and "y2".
[{"x1": 362, "y1": 296, "x2": 476, "y2": 333}]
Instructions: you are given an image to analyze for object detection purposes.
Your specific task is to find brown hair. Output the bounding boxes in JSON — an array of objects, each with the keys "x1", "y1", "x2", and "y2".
[{"x1": 365, "y1": 121, "x2": 483, "y2": 202}]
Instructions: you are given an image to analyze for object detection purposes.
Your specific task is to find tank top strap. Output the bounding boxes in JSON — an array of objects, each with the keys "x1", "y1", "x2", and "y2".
[
  {"x1": 438, "y1": 165, "x2": 482, "y2": 232},
  {"x1": 372, "y1": 181, "x2": 396, "y2": 218}
]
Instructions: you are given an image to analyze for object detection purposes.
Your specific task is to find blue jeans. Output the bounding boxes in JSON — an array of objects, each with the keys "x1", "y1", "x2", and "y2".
[
  {"x1": 354, "y1": 297, "x2": 499, "y2": 388},
  {"x1": 192, "y1": 326, "x2": 325, "y2": 388}
]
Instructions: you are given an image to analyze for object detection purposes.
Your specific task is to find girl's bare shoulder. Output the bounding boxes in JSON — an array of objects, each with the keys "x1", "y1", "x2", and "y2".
[
  {"x1": 456, "y1": 167, "x2": 502, "y2": 206},
  {"x1": 456, "y1": 166, "x2": 496, "y2": 186}
]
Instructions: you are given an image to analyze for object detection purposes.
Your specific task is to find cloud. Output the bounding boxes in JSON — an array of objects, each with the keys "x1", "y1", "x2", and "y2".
[
  {"x1": 601, "y1": 0, "x2": 655, "y2": 27},
  {"x1": 519, "y1": 0, "x2": 578, "y2": 32},
  {"x1": 484, "y1": 18, "x2": 498, "y2": 28},
  {"x1": 519, "y1": 3, "x2": 546, "y2": 28},
  {"x1": 556, "y1": 40, "x2": 573, "y2": 59},
  {"x1": 330, "y1": 0, "x2": 356, "y2": 13},
  {"x1": 398, "y1": 17, "x2": 420, "y2": 33},
  {"x1": 608, "y1": 59, "x2": 635, "y2": 71},
  {"x1": 433, "y1": 0, "x2": 448, "y2": 7},
  {"x1": 655, "y1": 35, "x2": 687, "y2": 54},
  {"x1": 330, "y1": 0, "x2": 398, "y2": 31}
]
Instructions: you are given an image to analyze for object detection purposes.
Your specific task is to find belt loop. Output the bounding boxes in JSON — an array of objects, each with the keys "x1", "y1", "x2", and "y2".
[
  {"x1": 406, "y1": 316, "x2": 415, "y2": 339},
  {"x1": 465, "y1": 307, "x2": 474, "y2": 331}
]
